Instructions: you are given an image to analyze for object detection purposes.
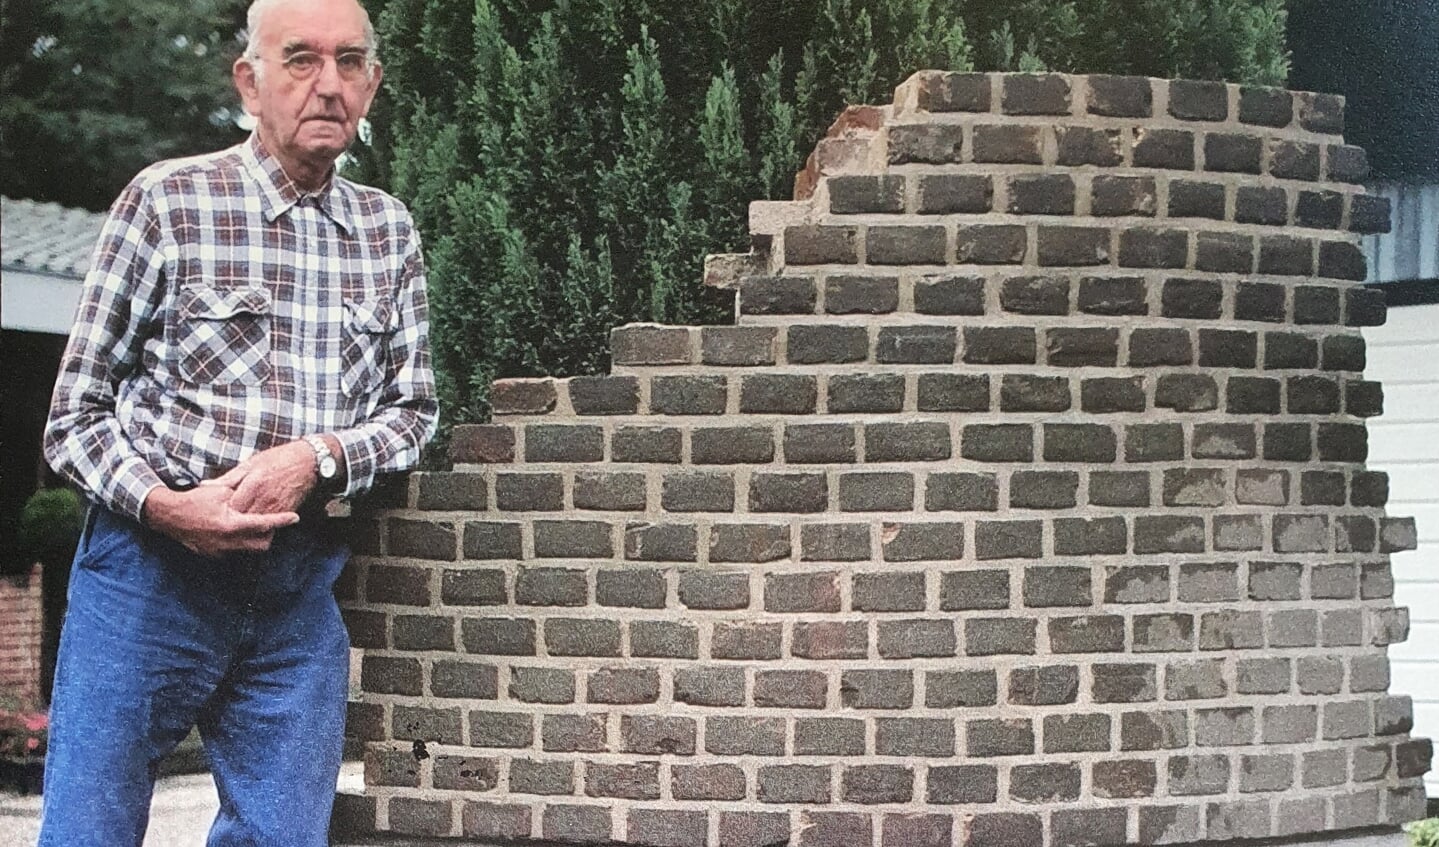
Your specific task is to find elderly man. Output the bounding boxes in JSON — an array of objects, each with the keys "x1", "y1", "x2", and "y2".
[{"x1": 38, "y1": 0, "x2": 436, "y2": 842}]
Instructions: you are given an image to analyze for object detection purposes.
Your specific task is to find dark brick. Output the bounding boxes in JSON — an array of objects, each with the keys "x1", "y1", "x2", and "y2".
[
  {"x1": 393, "y1": 615, "x2": 454, "y2": 651},
  {"x1": 1002, "y1": 72, "x2": 1070, "y2": 114},
  {"x1": 627, "y1": 809, "x2": 707, "y2": 847},
  {"x1": 628, "y1": 620, "x2": 697, "y2": 659},
  {"x1": 1168, "y1": 180, "x2": 1226, "y2": 219},
  {"x1": 1346, "y1": 287, "x2": 1387, "y2": 326},
  {"x1": 1078, "y1": 276, "x2": 1147, "y2": 315},
  {"x1": 597, "y1": 569, "x2": 667, "y2": 609},
  {"x1": 926, "y1": 671, "x2": 998, "y2": 709},
  {"x1": 1010, "y1": 470, "x2": 1080, "y2": 509},
  {"x1": 388, "y1": 797, "x2": 452, "y2": 837},
  {"x1": 882, "y1": 521, "x2": 964, "y2": 561},
  {"x1": 1170, "y1": 79, "x2": 1228, "y2": 120},
  {"x1": 1156, "y1": 374, "x2": 1218, "y2": 412},
  {"x1": 1322, "y1": 334, "x2": 1367, "y2": 371},
  {"x1": 1045, "y1": 713, "x2": 1112, "y2": 754},
  {"x1": 1227, "y1": 376, "x2": 1282, "y2": 414},
  {"x1": 545, "y1": 619, "x2": 621, "y2": 657},
  {"x1": 623, "y1": 522, "x2": 698, "y2": 562},
  {"x1": 1092, "y1": 663, "x2": 1158, "y2": 703},
  {"x1": 917, "y1": 373, "x2": 990, "y2": 412},
  {"x1": 913, "y1": 273, "x2": 985, "y2": 315},
  {"x1": 887, "y1": 123, "x2": 965, "y2": 164},
  {"x1": 1169, "y1": 758, "x2": 1234, "y2": 797},
  {"x1": 876, "y1": 325, "x2": 956, "y2": 364},
  {"x1": 1054, "y1": 517, "x2": 1128, "y2": 555},
  {"x1": 1296, "y1": 189, "x2": 1344, "y2": 229},
  {"x1": 494, "y1": 473, "x2": 563, "y2": 512},
  {"x1": 972, "y1": 124, "x2": 1043, "y2": 164},
  {"x1": 568, "y1": 376, "x2": 639, "y2": 415},
  {"x1": 1319, "y1": 422, "x2": 1368, "y2": 462},
  {"x1": 471, "y1": 710, "x2": 534, "y2": 749},
  {"x1": 362, "y1": 656, "x2": 422, "y2": 696},
  {"x1": 882, "y1": 814, "x2": 952, "y2": 847},
  {"x1": 876, "y1": 718, "x2": 955, "y2": 756},
  {"x1": 1346, "y1": 379, "x2": 1384, "y2": 417},
  {"x1": 1298, "y1": 91, "x2": 1345, "y2": 133},
  {"x1": 1093, "y1": 760, "x2": 1158, "y2": 798},
  {"x1": 611, "y1": 425, "x2": 681, "y2": 463},
  {"x1": 798, "y1": 811, "x2": 870, "y2": 846},
  {"x1": 827, "y1": 373, "x2": 903, "y2": 413},
  {"x1": 1293, "y1": 285, "x2": 1341, "y2": 325},
  {"x1": 1199, "y1": 328, "x2": 1257, "y2": 367},
  {"x1": 1011, "y1": 763, "x2": 1081, "y2": 803},
  {"x1": 1198, "y1": 422, "x2": 1259, "y2": 460},
  {"x1": 1089, "y1": 473, "x2": 1150, "y2": 508},
  {"x1": 673, "y1": 764, "x2": 745, "y2": 801},
  {"x1": 750, "y1": 472, "x2": 828, "y2": 513},
  {"x1": 879, "y1": 618, "x2": 957, "y2": 659},
  {"x1": 1236, "y1": 185, "x2": 1289, "y2": 227},
  {"x1": 916, "y1": 174, "x2": 993, "y2": 214},
  {"x1": 1234, "y1": 282, "x2": 1285, "y2": 323},
  {"x1": 926, "y1": 471, "x2": 1000, "y2": 512},
  {"x1": 1320, "y1": 240, "x2": 1368, "y2": 281},
  {"x1": 508, "y1": 667, "x2": 575, "y2": 704},
  {"x1": 827, "y1": 174, "x2": 904, "y2": 214},
  {"x1": 1205, "y1": 132, "x2": 1262, "y2": 173},
  {"x1": 1259, "y1": 234, "x2": 1314, "y2": 276},
  {"x1": 1088, "y1": 74, "x2": 1153, "y2": 116},
  {"x1": 1008, "y1": 664, "x2": 1080, "y2": 705},
  {"x1": 1289, "y1": 375, "x2": 1342, "y2": 415},
  {"x1": 1007, "y1": 174, "x2": 1075, "y2": 215},
  {"x1": 1056, "y1": 125, "x2": 1123, "y2": 166},
  {"x1": 784, "y1": 225, "x2": 858, "y2": 265},
  {"x1": 692, "y1": 425, "x2": 776, "y2": 465},
  {"x1": 955, "y1": 224, "x2": 1027, "y2": 264},
  {"x1": 1196, "y1": 231, "x2": 1255, "y2": 274},
  {"x1": 841, "y1": 765, "x2": 914, "y2": 804},
  {"x1": 963, "y1": 326, "x2": 1036, "y2": 364},
  {"x1": 783, "y1": 423, "x2": 857, "y2": 464},
  {"x1": 966, "y1": 718, "x2": 1035, "y2": 757},
  {"x1": 1119, "y1": 228, "x2": 1188, "y2": 269},
  {"x1": 679, "y1": 570, "x2": 750, "y2": 610},
  {"x1": 1092, "y1": 175, "x2": 1157, "y2": 216},
  {"x1": 801, "y1": 522, "x2": 871, "y2": 561},
  {"x1": 1328, "y1": 144, "x2": 1369, "y2": 182},
  {"x1": 839, "y1": 471, "x2": 915, "y2": 512},
  {"x1": 1268, "y1": 140, "x2": 1321, "y2": 182},
  {"x1": 1129, "y1": 327, "x2": 1193, "y2": 366},
  {"x1": 868, "y1": 226, "x2": 946, "y2": 265},
  {"x1": 1134, "y1": 515, "x2": 1205, "y2": 554},
  {"x1": 793, "y1": 621, "x2": 869, "y2": 659},
  {"x1": 574, "y1": 471, "x2": 646, "y2": 512},
  {"x1": 585, "y1": 762, "x2": 661, "y2": 800},
  {"x1": 1125, "y1": 423, "x2": 1184, "y2": 462},
  {"x1": 755, "y1": 669, "x2": 828, "y2": 709},
  {"x1": 1122, "y1": 709, "x2": 1189, "y2": 750},
  {"x1": 416, "y1": 473, "x2": 486, "y2": 511},
  {"x1": 542, "y1": 806, "x2": 611, "y2": 843},
  {"x1": 786, "y1": 325, "x2": 867, "y2": 364},
  {"x1": 913, "y1": 70, "x2": 992, "y2": 111},
  {"x1": 794, "y1": 717, "x2": 865, "y2": 756},
  {"x1": 823, "y1": 276, "x2": 899, "y2": 316},
  {"x1": 961, "y1": 424, "x2": 1033, "y2": 462},
  {"x1": 491, "y1": 379, "x2": 557, "y2": 415},
  {"x1": 1133, "y1": 128, "x2": 1195, "y2": 169},
  {"x1": 738, "y1": 276, "x2": 816, "y2": 315},
  {"x1": 661, "y1": 471, "x2": 735, "y2": 513},
  {"x1": 941, "y1": 570, "x2": 1011, "y2": 611},
  {"x1": 674, "y1": 667, "x2": 745, "y2": 706},
  {"x1": 840, "y1": 669, "x2": 913, "y2": 710},
  {"x1": 526, "y1": 419, "x2": 604, "y2": 460},
  {"x1": 712, "y1": 622, "x2": 783, "y2": 660},
  {"x1": 1162, "y1": 278, "x2": 1222, "y2": 319},
  {"x1": 1044, "y1": 423, "x2": 1118, "y2": 462},
  {"x1": 389, "y1": 518, "x2": 458, "y2": 561},
  {"x1": 460, "y1": 617, "x2": 536, "y2": 656},
  {"x1": 1240, "y1": 86, "x2": 1293, "y2": 126},
  {"x1": 1200, "y1": 610, "x2": 1265, "y2": 650},
  {"x1": 965, "y1": 618, "x2": 1037, "y2": 656},
  {"x1": 1266, "y1": 332, "x2": 1320, "y2": 369},
  {"x1": 449, "y1": 424, "x2": 516, "y2": 464},
  {"x1": 650, "y1": 375, "x2": 726, "y2": 416},
  {"x1": 1263, "y1": 422, "x2": 1313, "y2": 461},
  {"x1": 765, "y1": 572, "x2": 841, "y2": 613},
  {"x1": 1001, "y1": 374, "x2": 1072, "y2": 412},
  {"x1": 533, "y1": 521, "x2": 612, "y2": 559},
  {"x1": 1051, "y1": 616, "x2": 1126, "y2": 653}
]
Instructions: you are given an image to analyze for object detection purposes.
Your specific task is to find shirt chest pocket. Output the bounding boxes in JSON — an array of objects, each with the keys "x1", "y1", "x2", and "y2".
[
  {"x1": 174, "y1": 285, "x2": 272, "y2": 387},
  {"x1": 340, "y1": 296, "x2": 396, "y2": 398}
]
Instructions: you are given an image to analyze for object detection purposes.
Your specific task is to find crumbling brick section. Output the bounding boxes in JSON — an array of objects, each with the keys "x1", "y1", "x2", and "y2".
[{"x1": 335, "y1": 72, "x2": 1431, "y2": 846}]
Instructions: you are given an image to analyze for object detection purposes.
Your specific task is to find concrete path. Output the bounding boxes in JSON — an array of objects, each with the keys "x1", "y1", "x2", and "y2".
[{"x1": 0, "y1": 763, "x2": 362, "y2": 847}]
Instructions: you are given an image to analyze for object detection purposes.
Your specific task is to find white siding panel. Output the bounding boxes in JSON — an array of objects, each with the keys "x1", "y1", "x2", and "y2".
[{"x1": 1363, "y1": 303, "x2": 1439, "y2": 793}]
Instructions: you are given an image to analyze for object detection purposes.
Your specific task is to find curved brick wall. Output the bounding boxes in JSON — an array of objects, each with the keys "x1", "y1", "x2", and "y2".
[{"x1": 336, "y1": 72, "x2": 1433, "y2": 846}]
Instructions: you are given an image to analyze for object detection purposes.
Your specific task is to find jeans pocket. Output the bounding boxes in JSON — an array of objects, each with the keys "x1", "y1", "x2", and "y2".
[{"x1": 71, "y1": 508, "x2": 136, "y2": 573}]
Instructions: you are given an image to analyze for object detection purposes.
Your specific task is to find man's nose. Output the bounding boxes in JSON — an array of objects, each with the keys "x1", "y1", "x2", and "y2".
[{"x1": 312, "y1": 55, "x2": 344, "y2": 96}]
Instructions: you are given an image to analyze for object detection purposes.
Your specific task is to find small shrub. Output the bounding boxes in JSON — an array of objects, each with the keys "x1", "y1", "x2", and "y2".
[{"x1": 1411, "y1": 818, "x2": 1439, "y2": 847}]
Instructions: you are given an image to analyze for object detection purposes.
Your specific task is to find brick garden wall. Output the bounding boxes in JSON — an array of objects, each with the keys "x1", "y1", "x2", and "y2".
[
  {"x1": 335, "y1": 72, "x2": 1434, "y2": 846},
  {"x1": 0, "y1": 565, "x2": 43, "y2": 709}
]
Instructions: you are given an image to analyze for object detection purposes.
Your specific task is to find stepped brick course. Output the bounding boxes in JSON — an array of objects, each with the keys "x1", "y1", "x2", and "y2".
[{"x1": 336, "y1": 72, "x2": 1431, "y2": 846}]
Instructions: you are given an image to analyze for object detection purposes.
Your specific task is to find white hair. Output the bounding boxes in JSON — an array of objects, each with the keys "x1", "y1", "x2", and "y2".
[{"x1": 242, "y1": 0, "x2": 378, "y2": 81}]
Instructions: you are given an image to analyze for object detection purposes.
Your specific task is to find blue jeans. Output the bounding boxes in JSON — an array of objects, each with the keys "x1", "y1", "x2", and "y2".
[{"x1": 38, "y1": 506, "x2": 351, "y2": 847}]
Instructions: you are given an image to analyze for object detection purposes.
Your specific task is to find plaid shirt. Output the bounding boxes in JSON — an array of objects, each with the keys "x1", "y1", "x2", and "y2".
[{"x1": 45, "y1": 133, "x2": 438, "y2": 523}]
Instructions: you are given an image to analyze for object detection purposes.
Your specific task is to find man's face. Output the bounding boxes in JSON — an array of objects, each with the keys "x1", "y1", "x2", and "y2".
[{"x1": 234, "y1": 0, "x2": 381, "y2": 175}]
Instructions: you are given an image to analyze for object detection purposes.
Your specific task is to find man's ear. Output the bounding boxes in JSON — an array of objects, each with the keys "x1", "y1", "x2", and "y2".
[
  {"x1": 233, "y1": 57, "x2": 262, "y2": 118},
  {"x1": 360, "y1": 63, "x2": 383, "y2": 117}
]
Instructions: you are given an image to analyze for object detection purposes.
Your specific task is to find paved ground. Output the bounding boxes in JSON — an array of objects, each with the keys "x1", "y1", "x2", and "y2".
[{"x1": 0, "y1": 763, "x2": 363, "y2": 847}]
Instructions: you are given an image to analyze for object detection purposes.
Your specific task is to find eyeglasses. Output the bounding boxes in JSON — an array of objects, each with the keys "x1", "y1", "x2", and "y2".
[{"x1": 263, "y1": 50, "x2": 373, "y2": 82}]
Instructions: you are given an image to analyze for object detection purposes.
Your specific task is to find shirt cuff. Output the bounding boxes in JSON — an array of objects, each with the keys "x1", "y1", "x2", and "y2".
[
  {"x1": 334, "y1": 428, "x2": 378, "y2": 499},
  {"x1": 109, "y1": 457, "x2": 167, "y2": 524}
]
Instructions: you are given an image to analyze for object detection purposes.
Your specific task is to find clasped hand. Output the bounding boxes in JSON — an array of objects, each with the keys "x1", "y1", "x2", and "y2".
[{"x1": 142, "y1": 441, "x2": 317, "y2": 557}]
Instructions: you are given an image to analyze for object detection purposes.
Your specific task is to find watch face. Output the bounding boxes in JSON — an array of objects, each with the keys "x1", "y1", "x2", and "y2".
[{"x1": 319, "y1": 456, "x2": 338, "y2": 478}]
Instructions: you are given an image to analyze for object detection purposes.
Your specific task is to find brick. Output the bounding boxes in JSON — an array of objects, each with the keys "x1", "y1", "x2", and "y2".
[
  {"x1": 917, "y1": 373, "x2": 989, "y2": 412},
  {"x1": 887, "y1": 123, "x2": 964, "y2": 164},
  {"x1": 1010, "y1": 470, "x2": 1080, "y2": 510},
  {"x1": 545, "y1": 619, "x2": 621, "y2": 657},
  {"x1": 471, "y1": 710, "x2": 534, "y2": 749},
  {"x1": 880, "y1": 619, "x2": 956, "y2": 659},
  {"x1": 1301, "y1": 747, "x2": 1346, "y2": 787},
  {"x1": 623, "y1": 522, "x2": 698, "y2": 562},
  {"x1": 586, "y1": 763, "x2": 661, "y2": 800},
  {"x1": 1120, "y1": 227, "x2": 1188, "y2": 269},
  {"x1": 1351, "y1": 471, "x2": 1391, "y2": 508},
  {"x1": 692, "y1": 425, "x2": 776, "y2": 464},
  {"x1": 365, "y1": 747, "x2": 421, "y2": 789},
  {"x1": 719, "y1": 812, "x2": 789, "y2": 847},
  {"x1": 1346, "y1": 380, "x2": 1384, "y2": 418},
  {"x1": 1234, "y1": 282, "x2": 1285, "y2": 322},
  {"x1": 875, "y1": 718, "x2": 954, "y2": 757},
  {"x1": 1237, "y1": 658, "x2": 1291, "y2": 695},
  {"x1": 388, "y1": 797, "x2": 452, "y2": 837},
  {"x1": 1001, "y1": 275, "x2": 1069, "y2": 315},
  {"x1": 1135, "y1": 614, "x2": 1196, "y2": 653},
  {"x1": 627, "y1": 809, "x2": 707, "y2": 847},
  {"x1": 961, "y1": 424, "x2": 1034, "y2": 462},
  {"x1": 574, "y1": 471, "x2": 646, "y2": 511},
  {"x1": 827, "y1": 174, "x2": 904, "y2": 214},
  {"x1": 755, "y1": 669, "x2": 827, "y2": 708},
  {"x1": 1133, "y1": 128, "x2": 1195, "y2": 169},
  {"x1": 712, "y1": 621, "x2": 783, "y2": 660},
  {"x1": 765, "y1": 571, "x2": 841, "y2": 613},
  {"x1": 955, "y1": 224, "x2": 1026, "y2": 264},
  {"x1": 1129, "y1": 327, "x2": 1192, "y2": 366},
  {"x1": 568, "y1": 376, "x2": 639, "y2": 415},
  {"x1": 828, "y1": 373, "x2": 903, "y2": 413},
  {"x1": 1199, "y1": 610, "x2": 1263, "y2": 649},
  {"x1": 1155, "y1": 374, "x2": 1217, "y2": 412},
  {"x1": 941, "y1": 570, "x2": 1011, "y2": 611},
  {"x1": 967, "y1": 718, "x2": 1034, "y2": 757},
  {"x1": 1240, "y1": 86, "x2": 1292, "y2": 126},
  {"x1": 750, "y1": 473, "x2": 827, "y2": 513},
  {"x1": 662, "y1": 471, "x2": 735, "y2": 513},
  {"x1": 1298, "y1": 91, "x2": 1345, "y2": 133},
  {"x1": 1087, "y1": 74, "x2": 1153, "y2": 116},
  {"x1": 1322, "y1": 334, "x2": 1366, "y2": 371},
  {"x1": 913, "y1": 70, "x2": 991, "y2": 111},
  {"x1": 1139, "y1": 806, "x2": 1202, "y2": 844},
  {"x1": 1049, "y1": 329, "x2": 1119, "y2": 367},
  {"x1": 533, "y1": 521, "x2": 612, "y2": 559},
  {"x1": 526, "y1": 422, "x2": 604, "y2": 463},
  {"x1": 1091, "y1": 175, "x2": 1157, "y2": 217},
  {"x1": 972, "y1": 124, "x2": 1043, "y2": 164},
  {"x1": 1205, "y1": 132, "x2": 1261, "y2": 173},
  {"x1": 621, "y1": 715, "x2": 695, "y2": 756},
  {"x1": 854, "y1": 571, "x2": 925, "y2": 611},
  {"x1": 1268, "y1": 608, "x2": 1319, "y2": 647},
  {"x1": 509, "y1": 667, "x2": 575, "y2": 704},
  {"x1": 917, "y1": 175, "x2": 993, "y2": 215},
  {"x1": 1236, "y1": 186, "x2": 1288, "y2": 226},
  {"x1": 1126, "y1": 423, "x2": 1184, "y2": 463},
  {"x1": 795, "y1": 717, "x2": 865, "y2": 755},
  {"x1": 1263, "y1": 423, "x2": 1312, "y2": 461},
  {"x1": 1296, "y1": 189, "x2": 1344, "y2": 228},
  {"x1": 491, "y1": 378, "x2": 557, "y2": 415},
  {"x1": 1007, "y1": 174, "x2": 1075, "y2": 215},
  {"x1": 650, "y1": 375, "x2": 726, "y2": 416},
  {"x1": 362, "y1": 657, "x2": 422, "y2": 696},
  {"x1": 787, "y1": 325, "x2": 867, "y2": 364},
  {"x1": 1227, "y1": 376, "x2": 1281, "y2": 414},
  {"x1": 1336, "y1": 515, "x2": 1377, "y2": 552},
  {"x1": 541, "y1": 806, "x2": 612, "y2": 843},
  {"x1": 798, "y1": 811, "x2": 870, "y2": 846},
  {"x1": 1002, "y1": 72, "x2": 1070, "y2": 114},
  {"x1": 1001, "y1": 375, "x2": 1071, "y2": 412},
  {"x1": 1168, "y1": 180, "x2": 1225, "y2": 219},
  {"x1": 1055, "y1": 517, "x2": 1128, "y2": 555},
  {"x1": 1265, "y1": 332, "x2": 1318, "y2": 370},
  {"x1": 841, "y1": 669, "x2": 913, "y2": 709},
  {"x1": 882, "y1": 814, "x2": 951, "y2": 847},
  {"x1": 450, "y1": 424, "x2": 515, "y2": 464},
  {"x1": 1008, "y1": 664, "x2": 1079, "y2": 705},
  {"x1": 965, "y1": 813, "x2": 1042, "y2": 847},
  {"x1": 1099, "y1": 563, "x2": 1168, "y2": 603},
  {"x1": 708, "y1": 523, "x2": 790, "y2": 564},
  {"x1": 840, "y1": 472, "x2": 915, "y2": 512},
  {"x1": 842, "y1": 764, "x2": 914, "y2": 803},
  {"x1": 461, "y1": 617, "x2": 536, "y2": 656},
  {"x1": 927, "y1": 671, "x2": 998, "y2": 708},
  {"x1": 740, "y1": 276, "x2": 816, "y2": 315},
  {"x1": 975, "y1": 520, "x2": 1042, "y2": 559},
  {"x1": 679, "y1": 571, "x2": 749, "y2": 610},
  {"x1": 1296, "y1": 656, "x2": 1343, "y2": 695},
  {"x1": 588, "y1": 667, "x2": 660, "y2": 705},
  {"x1": 1056, "y1": 125, "x2": 1124, "y2": 166},
  {"x1": 1294, "y1": 284, "x2": 1341, "y2": 324},
  {"x1": 1078, "y1": 276, "x2": 1146, "y2": 315},
  {"x1": 1121, "y1": 709, "x2": 1188, "y2": 750},
  {"x1": 1045, "y1": 713, "x2": 1112, "y2": 754},
  {"x1": 1259, "y1": 234, "x2": 1314, "y2": 276},
  {"x1": 792, "y1": 621, "x2": 868, "y2": 659},
  {"x1": 1199, "y1": 328, "x2": 1257, "y2": 367},
  {"x1": 866, "y1": 421, "x2": 952, "y2": 461},
  {"x1": 416, "y1": 473, "x2": 486, "y2": 511},
  {"x1": 784, "y1": 423, "x2": 857, "y2": 463},
  {"x1": 1320, "y1": 240, "x2": 1368, "y2": 281},
  {"x1": 963, "y1": 326, "x2": 1036, "y2": 364},
  {"x1": 1045, "y1": 424, "x2": 1118, "y2": 463},
  {"x1": 1196, "y1": 706, "x2": 1257, "y2": 746},
  {"x1": 784, "y1": 225, "x2": 858, "y2": 265},
  {"x1": 965, "y1": 618, "x2": 1037, "y2": 656},
  {"x1": 674, "y1": 667, "x2": 745, "y2": 706},
  {"x1": 1195, "y1": 231, "x2": 1254, "y2": 274},
  {"x1": 914, "y1": 273, "x2": 985, "y2": 315},
  {"x1": 393, "y1": 615, "x2": 454, "y2": 651},
  {"x1": 1051, "y1": 615, "x2": 1126, "y2": 653},
  {"x1": 1093, "y1": 663, "x2": 1157, "y2": 703},
  {"x1": 389, "y1": 518, "x2": 458, "y2": 561},
  {"x1": 1328, "y1": 144, "x2": 1369, "y2": 182},
  {"x1": 1169, "y1": 79, "x2": 1228, "y2": 120},
  {"x1": 673, "y1": 764, "x2": 745, "y2": 801},
  {"x1": 1053, "y1": 808, "x2": 1127, "y2": 847},
  {"x1": 1169, "y1": 754, "x2": 1231, "y2": 795},
  {"x1": 1092, "y1": 759, "x2": 1161, "y2": 801},
  {"x1": 1269, "y1": 139, "x2": 1320, "y2": 181},
  {"x1": 1010, "y1": 763, "x2": 1080, "y2": 803},
  {"x1": 1301, "y1": 469, "x2": 1346, "y2": 506},
  {"x1": 874, "y1": 323, "x2": 955, "y2": 363},
  {"x1": 868, "y1": 226, "x2": 946, "y2": 265},
  {"x1": 707, "y1": 715, "x2": 786, "y2": 756},
  {"x1": 494, "y1": 473, "x2": 564, "y2": 512},
  {"x1": 612, "y1": 425, "x2": 681, "y2": 463}
]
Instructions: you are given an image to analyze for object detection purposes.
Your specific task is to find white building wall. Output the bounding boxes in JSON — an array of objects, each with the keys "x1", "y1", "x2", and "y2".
[{"x1": 1365, "y1": 300, "x2": 1439, "y2": 795}]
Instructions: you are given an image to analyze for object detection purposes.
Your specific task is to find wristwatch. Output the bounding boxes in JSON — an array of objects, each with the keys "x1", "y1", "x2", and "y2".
[{"x1": 304, "y1": 435, "x2": 339, "y2": 486}]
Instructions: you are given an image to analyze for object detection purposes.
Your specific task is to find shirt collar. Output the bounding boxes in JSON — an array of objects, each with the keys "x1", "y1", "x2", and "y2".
[{"x1": 240, "y1": 132, "x2": 354, "y2": 234}]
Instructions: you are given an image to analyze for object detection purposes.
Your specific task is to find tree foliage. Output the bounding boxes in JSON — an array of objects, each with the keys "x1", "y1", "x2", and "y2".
[
  {"x1": 1, "y1": 0, "x2": 250, "y2": 210},
  {"x1": 373, "y1": 0, "x2": 1293, "y2": 433}
]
